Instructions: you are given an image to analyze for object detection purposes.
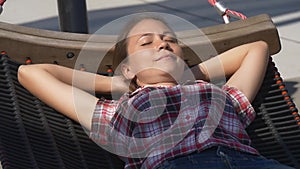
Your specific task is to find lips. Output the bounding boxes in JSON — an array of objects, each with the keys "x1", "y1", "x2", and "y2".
[{"x1": 154, "y1": 54, "x2": 174, "y2": 61}]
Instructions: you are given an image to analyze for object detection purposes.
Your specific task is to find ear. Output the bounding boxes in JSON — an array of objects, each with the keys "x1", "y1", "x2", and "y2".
[{"x1": 121, "y1": 63, "x2": 135, "y2": 80}]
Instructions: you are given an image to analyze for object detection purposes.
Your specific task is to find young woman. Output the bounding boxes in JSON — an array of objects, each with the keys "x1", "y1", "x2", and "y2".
[{"x1": 18, "y1": 14, "x2": 294, "y2": 169}]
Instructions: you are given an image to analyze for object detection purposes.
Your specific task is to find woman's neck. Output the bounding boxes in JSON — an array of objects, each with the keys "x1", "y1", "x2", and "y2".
[{"x1": 137, "y1": 79, "x2": 177, "y2": 88}]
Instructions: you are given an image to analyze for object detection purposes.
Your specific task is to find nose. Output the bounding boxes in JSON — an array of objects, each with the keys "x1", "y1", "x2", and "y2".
[
  {"x1": 155, "y1": 37, "x2": 171, "y2": 51},
  {"x1": 157, "y1": 41, "x2": 169, "y2": 50}
]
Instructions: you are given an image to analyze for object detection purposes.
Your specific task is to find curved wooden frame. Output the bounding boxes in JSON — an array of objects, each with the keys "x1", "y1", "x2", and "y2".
[{"x1": 0, "y1": 14, "x2": 280, "y2": 72}]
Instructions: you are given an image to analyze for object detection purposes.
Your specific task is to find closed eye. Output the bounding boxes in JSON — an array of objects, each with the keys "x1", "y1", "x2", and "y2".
[
  {"x1": 141, "y1": 41, "x2": 152, "y2": 46},
  {"x1": 164, "y1": 37, "x2": 178, "y2": 43}
]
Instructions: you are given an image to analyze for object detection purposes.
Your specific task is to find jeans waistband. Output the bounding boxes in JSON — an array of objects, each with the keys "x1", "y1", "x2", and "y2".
[{"x1": 200, "y1": 146, "x2": 255, "y2": 155}]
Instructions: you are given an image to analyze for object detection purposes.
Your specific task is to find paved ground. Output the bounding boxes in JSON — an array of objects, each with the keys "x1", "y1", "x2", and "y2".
[{"x1": 0, "y1": 0, "x2": 300, "y2": 168}]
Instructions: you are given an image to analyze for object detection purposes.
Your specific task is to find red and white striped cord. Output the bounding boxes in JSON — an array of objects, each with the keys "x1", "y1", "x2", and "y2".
[
  {"x1": 0, "y1": 0, "x2": 5, "y2": 6},
  {"x1": 208, "y1": 0, "x2": 247, "y2": 23},
  {"x1": 0, "y1": 0, "x2": 6, "y2": 14}
]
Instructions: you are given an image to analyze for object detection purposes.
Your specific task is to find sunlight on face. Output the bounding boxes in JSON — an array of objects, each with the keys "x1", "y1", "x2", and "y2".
[{"x1": 124, "y1": 19, "x2": 186, "y2": 85}]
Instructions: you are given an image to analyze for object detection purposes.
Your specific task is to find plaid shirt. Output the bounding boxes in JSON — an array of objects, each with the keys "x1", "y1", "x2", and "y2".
[{"x1": 90, "y1": 80, "x2": 258, "y2": 169}]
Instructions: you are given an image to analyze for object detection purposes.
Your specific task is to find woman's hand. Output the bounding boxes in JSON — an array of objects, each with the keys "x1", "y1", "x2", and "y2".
[{"x1": 193, "y1": 41, "x2": 269, "y2": 102}]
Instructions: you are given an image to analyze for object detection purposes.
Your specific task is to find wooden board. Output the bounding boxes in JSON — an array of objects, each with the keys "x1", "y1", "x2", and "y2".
[{"x1": 0, "y1": 14, "x2": 280, "y2": 72}]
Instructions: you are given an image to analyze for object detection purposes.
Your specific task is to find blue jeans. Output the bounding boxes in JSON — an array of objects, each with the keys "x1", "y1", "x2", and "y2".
[{"x1": 157, "y1": 146, "x2": 295, "y2": 169}]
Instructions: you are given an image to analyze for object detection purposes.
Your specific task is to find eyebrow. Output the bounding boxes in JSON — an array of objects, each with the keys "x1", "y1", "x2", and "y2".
[
  {"x1": 138, "y1": 33, "x2": 152, "y2": 39},
  {"x1": 136, "y1": 31, "x2": 176, "y2": 41},
  {"x1": 134, "y1": 33, "x2": 153, "y2": 44},
  {"x1": 162, "y1": 31, "x2": 176, "y2": 37}
]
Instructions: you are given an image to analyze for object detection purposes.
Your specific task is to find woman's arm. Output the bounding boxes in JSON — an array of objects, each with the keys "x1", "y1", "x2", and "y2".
[
  {"x1": 19, "y1": 64, "x2": 119, "y2": 93},
  {"x1": 192, "y1": 41, "x2": 269, "y2": 102},
  {"x1": 17, "y1": 64, "x2": 123, "y2": 130}
]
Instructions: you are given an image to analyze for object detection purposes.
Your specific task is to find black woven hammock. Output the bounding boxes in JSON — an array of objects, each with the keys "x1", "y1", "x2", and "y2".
[{"x1": 0, "y1": 54, "x2": 300, "y2": 169}]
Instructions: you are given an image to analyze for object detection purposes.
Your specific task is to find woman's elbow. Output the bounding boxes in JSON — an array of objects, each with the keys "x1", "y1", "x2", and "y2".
[
  {"x1": 248, "y1": 41, "x2": 270, "y2": 65},
  {"x1": 254, "y1": 40, "x2": 269, "y2": 56},
  {"x1": 17, "y1": 64, "x2": 44, "y2": 85},
  {"x1": 18, "y1": 65, "x2": 30, "y2": 85}
]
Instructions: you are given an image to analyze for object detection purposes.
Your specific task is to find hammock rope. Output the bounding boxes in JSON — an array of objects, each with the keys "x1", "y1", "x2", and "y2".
[
  {"x1": 0, "y1": 0, "x2": 5, "y2": 6},
  {"x1": 0, "y1": 0, "x2": 6, "y2": 14},
  {"x1": 208, "y1": 0, "x2": 247, "y2": 23}
]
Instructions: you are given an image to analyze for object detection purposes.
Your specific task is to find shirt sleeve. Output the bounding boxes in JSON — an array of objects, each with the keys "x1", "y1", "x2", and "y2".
[
  {"x1": 89, "y1": 97, "x2": 117, "y2": 145},
  {"x1": 222, "y1": 85, "x2": 256, "y2": 128}
]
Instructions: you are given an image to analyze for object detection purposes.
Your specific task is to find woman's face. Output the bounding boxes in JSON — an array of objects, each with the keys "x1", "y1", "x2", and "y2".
[{"x1": 123, "y1": 19, "x2": 185, "y2": 85}]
